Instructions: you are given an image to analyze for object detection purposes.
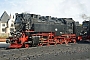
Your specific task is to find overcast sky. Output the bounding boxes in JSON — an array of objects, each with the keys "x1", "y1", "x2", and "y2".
[{"x1": 0, "y1": 0, "x2": 90, "y2": 23}]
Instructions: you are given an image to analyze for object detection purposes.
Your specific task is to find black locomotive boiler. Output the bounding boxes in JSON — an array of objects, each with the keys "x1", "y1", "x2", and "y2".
[{"x1": 14, "y1": 13, "x2": 76, "y2": 35}]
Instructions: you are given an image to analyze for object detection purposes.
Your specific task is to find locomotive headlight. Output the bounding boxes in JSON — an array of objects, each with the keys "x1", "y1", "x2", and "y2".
[{"x1": 55, "y1": 28, "x2": 58, "y2": 31}]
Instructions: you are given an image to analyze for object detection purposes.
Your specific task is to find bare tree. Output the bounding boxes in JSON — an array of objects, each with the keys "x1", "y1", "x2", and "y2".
[
  {"x1": 81, "y1": 14, "x2": 90, "y2": 20},
  {"x1": 81, "y1": 14, "x2": 87, "y2": 20}
]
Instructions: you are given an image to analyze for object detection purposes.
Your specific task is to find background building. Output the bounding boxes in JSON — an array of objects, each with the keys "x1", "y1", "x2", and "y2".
[{"x1": 0, "y1": 11, "x2": 15, "y2": 38}]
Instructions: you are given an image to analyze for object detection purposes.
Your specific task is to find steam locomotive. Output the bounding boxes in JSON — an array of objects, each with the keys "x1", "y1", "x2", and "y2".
[
  {"x1": 6, "y1": 13, "x2": 82, "y2": 48},
  {"x1": 78, "y1": 21, "x2": 90, "y2": 41}
]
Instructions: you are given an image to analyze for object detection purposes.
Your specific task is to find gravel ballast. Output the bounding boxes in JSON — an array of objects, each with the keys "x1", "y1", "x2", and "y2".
[{"x1": 0, "y1": 43, "x2": 90, "y2": 60}]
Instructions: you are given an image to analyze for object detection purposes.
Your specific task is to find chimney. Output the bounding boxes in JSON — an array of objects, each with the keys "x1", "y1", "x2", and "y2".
[{"x1": 10, "y1": 14, "x2": 11, "y2": 18}]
